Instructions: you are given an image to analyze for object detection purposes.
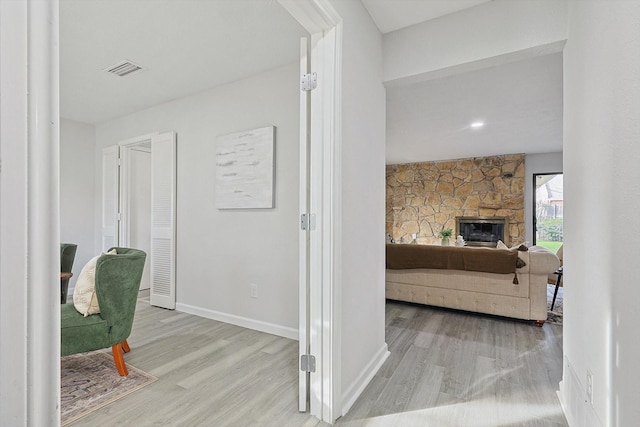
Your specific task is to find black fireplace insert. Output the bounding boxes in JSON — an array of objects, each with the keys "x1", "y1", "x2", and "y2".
[{"x1": 455, "y1": 216, "x2": 509, "y2": 247}]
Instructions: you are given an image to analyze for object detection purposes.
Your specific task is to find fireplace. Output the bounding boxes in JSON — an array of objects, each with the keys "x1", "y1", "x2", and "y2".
[{"x1": 455, "y1": 216, "x2": 509, "y2": 247}]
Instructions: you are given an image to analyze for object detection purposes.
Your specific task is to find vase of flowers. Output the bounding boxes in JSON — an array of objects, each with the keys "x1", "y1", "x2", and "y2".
[{"x1": 439, "y1": 228, "x2": 453, "y2": 246}]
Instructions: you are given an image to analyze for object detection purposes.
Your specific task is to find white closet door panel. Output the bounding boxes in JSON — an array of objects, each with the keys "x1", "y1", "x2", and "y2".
[{"x1": 150, "y1": 132, "x2": 176, "y2": 309}]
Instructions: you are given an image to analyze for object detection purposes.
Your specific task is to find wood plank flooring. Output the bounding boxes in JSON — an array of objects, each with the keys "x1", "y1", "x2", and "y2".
[
  {"x1": 334, "y1": 304, "x2": 567, "y2": 427},
  {"x1": 68, "y1": 293, "x2": 566, "y2": 426}
]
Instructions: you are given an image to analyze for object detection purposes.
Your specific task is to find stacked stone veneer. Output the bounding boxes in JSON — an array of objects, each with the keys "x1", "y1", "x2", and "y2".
[{"x1": 386, "y1": 154, "x2": 525, "y2": 246}]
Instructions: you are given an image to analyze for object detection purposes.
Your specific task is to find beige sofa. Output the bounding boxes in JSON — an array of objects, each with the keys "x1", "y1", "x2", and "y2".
[{"x1": 385, "y1": 245, "x2": 560, "y2": 325}]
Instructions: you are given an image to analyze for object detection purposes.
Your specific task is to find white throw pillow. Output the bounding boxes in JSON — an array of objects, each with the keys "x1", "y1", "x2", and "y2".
[
  {"x1": 496, "y1": 240, "x2": 509, "y2": 250},
  {"x1": 73, "y1": 249, "x2": 117, "y2": 317}
]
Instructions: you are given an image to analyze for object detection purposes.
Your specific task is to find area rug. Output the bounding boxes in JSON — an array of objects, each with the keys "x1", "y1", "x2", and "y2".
[
  {"x1": 61, "y1": 350, "x2": 157, "y2": 426},
  {"x1": 547, "y1": 284, "x2": 564, "y2": 325}
]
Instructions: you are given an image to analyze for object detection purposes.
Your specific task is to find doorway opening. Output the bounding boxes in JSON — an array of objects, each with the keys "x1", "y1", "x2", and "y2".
[
  {"x1": 119, "y1": 137, "x2": 152, "y2": 290},
  {"x1": 103, "y1": 132, "x2": 177, "y2": 309}
]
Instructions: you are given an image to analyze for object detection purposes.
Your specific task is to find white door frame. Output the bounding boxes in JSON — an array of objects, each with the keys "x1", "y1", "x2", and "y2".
[
  {"x1": 279, "y1": 0, "x2": 343, "y2": 423},
  {"x1": 0, "y1": 0, "x2": 61, "y2": 425}
]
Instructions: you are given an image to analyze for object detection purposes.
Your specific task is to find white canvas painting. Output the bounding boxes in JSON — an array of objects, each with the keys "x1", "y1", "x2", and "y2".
[{"x1": 215, "y1": 126, "x2": 275, "y2": 209}]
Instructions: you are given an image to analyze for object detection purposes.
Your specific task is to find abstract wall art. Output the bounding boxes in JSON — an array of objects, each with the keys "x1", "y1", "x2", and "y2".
[{"x1": 215, "y1": 126, "x2": 275, "y2": 209}]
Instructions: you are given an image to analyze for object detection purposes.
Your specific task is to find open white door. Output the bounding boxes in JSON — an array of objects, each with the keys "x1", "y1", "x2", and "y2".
[
  {"x1": 300, "y1": 28, "x2": 338, "y2": 419},
  {"x1": 101, "y1": 145, "x2": 120, "y2": 250},
  {"x1": 282, "y1": 0, "x2": 342, "y2": 421},
  {"x1": 149, "y1": 131, "x2": 177, "y2": 309},
  {"x1": 299, "y1": 37, "x2": 311, "y2": 412}
]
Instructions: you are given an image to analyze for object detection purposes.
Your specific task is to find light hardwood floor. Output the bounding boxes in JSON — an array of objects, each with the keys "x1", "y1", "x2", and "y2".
[{"x1": 68, "y1": 292, "x2": 567, "y2": 426}]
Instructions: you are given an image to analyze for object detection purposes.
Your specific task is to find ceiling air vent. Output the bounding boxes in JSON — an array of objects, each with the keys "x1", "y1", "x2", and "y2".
[{"x1": 104, "y1": 60, "x2": 144, "y2": 77}]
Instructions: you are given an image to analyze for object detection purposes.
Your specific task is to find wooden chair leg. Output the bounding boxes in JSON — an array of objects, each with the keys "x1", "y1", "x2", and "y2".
[
  {"x1": 121, "y1": 339, "x2": 131, "y2": 353},
  {"x1": 535, "y1": 320, "x2": 545, "y2": 327},
  {"x1": 112, "y1": 343, "x2": 129, "y2": 376}
]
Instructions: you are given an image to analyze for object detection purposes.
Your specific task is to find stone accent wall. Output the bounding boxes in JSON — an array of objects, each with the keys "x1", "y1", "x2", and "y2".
[{"x1": 386, "y1": 154, "x2": 526, "y2": 245}]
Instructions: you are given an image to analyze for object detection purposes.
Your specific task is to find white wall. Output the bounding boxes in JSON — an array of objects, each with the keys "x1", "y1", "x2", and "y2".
[
  {"x1": 383, "y1": 0, "x2": 568, "y2": 84},
  {"x1": 561, "y1": 1, "x2": 640, "y2": 426},
  {"x1": 328, "y1": 0, "x2": 389, "y2": 415},
  {"x1": 60, "y1": 119, "x2": 96, "y2": 295},
  {"x1": 1, "y1": 1, "x2": 30, "y2": 421},
  {"x1": 524, "y1": 152, "x2": 563, "y2": 245},
  {"x1": 95, "y1": 63, "x2": 301, "y2": 336}
]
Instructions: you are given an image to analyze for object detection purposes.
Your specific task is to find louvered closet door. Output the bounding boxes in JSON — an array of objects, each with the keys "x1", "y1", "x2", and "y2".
[{"x1": 150, "y1": 132, "x2": 177, "y2": 309}]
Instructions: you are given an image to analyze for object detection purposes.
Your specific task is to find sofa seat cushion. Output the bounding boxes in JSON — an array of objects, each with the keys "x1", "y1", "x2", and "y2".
[
  {"x1": 60, "y1": 304, "x2": 110, "y2": 356},
  {"x1": 386, "y1": 268, "x2": 531, "y2": 298},
  {"x1": 385, "y1": 281, "x2": 533, "y2": 320}
]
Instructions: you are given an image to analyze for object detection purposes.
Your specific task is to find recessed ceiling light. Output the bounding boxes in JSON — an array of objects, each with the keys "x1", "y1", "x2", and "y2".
[{"x1": 470, "y1": 121, "x2": 485, "y2": 129}]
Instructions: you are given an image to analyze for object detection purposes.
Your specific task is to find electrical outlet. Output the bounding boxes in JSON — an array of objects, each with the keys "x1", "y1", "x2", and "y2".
[
  {"x1": 250, "y1": 284, "x2": 258, "y2": 299},
  {"x1": 586, "y1": 369, "x2": 593, "y2": 404}
]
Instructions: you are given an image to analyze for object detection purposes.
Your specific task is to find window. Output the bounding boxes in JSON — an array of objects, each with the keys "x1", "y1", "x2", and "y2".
[{"x1": 533, "y1": 173, "x2": 563, "y2": 251}]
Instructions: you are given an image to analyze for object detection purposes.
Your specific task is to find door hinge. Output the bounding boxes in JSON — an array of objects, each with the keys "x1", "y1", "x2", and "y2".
[
  {"x1": 300, "y1": 354, "x2": 316, "y2": 373},
  {"x1": 301, "y1": 72, "x2": 317, "y2": 91},
  {"x1": 300, "y1": 213, "x2": 316, "y2": 231}
]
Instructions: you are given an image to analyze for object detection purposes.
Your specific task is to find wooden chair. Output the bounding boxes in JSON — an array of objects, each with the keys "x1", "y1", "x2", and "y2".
[{"x1": 61, "y1": 247, "x2": 146, "y2": 376}]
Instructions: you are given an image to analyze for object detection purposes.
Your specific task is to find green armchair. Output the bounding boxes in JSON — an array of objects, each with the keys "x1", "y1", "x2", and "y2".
[
  {"x1": 60, "y1": 243, "x2": 78, "y2": 304},
  {"x1": 61, "y1": 247, "x2": 146, "y2": 376}
]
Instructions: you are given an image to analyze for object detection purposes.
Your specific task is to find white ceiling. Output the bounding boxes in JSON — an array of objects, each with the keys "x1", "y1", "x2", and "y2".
[
  {"x1": 361, "y1": 0, "x2": 492, "y2": 34},
  {"x1": 361, "y1": 0, "x2": 563, "y2": 164},
  {"x1": 60, "y1": 0, "x2": 307, "y2": 124},
  {"x1": 385, "y1": 53, "x2": 564, "y2": 164},
  {"x1": 60, "y1": 0, "x2": 563, "y2": 164}
]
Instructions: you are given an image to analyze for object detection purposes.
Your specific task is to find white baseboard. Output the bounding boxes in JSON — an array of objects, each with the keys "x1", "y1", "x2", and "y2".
[
  {"x1": 341, "y1": 343, "x2": 390, "y2": 416},
  {"x1": 176, "y1": 302, "x2": 298, "y2": 340}
]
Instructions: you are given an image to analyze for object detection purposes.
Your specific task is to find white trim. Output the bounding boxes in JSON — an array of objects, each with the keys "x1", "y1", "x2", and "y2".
[
  {"x1": 308, "y1": 30, "x2": 325, "y2": 419},
  {"x1": 0, "y1": 0, "x2": 61, "y2": 424},
  {"x1": 318, "y1": 24, "x2": 342, "y2": 423},
  {"x1": 328, "y1": 22, "x2": 344, "y2": 423},
  {"x1": 176, "y1": 303, "x2": 298, "y2": 341},
  {"x1": 278, "y1": 0, "x2": 338, "y2": 34},
  {"x1": 341, "y1": 344, "x2": 390, "y2": 416},
  {"x1": 27, "y1": 0, "x2": 61, "y2": 425},
  {"x1": 118, "y1": 132, "x2": 158, "y2": 148},
  {"x1": 279, "y1": 0, "x2": 343, "y2": 422}
]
